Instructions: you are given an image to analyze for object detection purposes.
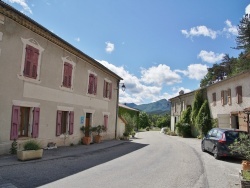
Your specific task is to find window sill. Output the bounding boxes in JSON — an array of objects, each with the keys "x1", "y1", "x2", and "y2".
[
  {"x1": 86, "y1": 93, "x2": 96, "y2": 98},
  {"x1": 59, "y1": 86, "x2": 74, "y2": 92},
  {"x1": 17, "y1": 74, "x2": 41, "y2": 84},
  {"x1": 103, "y1": 98, "x2": 111, "y2": 101}
]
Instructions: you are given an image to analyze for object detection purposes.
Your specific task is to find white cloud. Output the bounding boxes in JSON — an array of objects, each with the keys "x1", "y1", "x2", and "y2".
[
  {"x1": 246, "y1": 4, "x2": 250, "y2": 14},
  {"x1": 140, "y1": 64, "x2": 182, "y2": 86},
  {"x1": 181, "y1": 26, "x2": 217, "y2": 39},
  {"x1": 176, "y1": 64, "x2": 208, "y2": 80},
  {"x1": 6, "y1": 0, "x2": 32, "y2": 14},
  {"x1": 105, "y1": 42, "x2": 114, "y2": 53},
  {"x1": 75, "y1": 37, "x2": 80, "y2": 42},
  {"x1": 198, "y1": 50, "x2": 224, "y2": 63},
  {"x1": 223, "y1": 20, "x2": 238, "y2": 36}
]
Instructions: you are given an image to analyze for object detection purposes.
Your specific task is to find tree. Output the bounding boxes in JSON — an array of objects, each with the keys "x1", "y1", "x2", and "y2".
[
  {"x1": 156, "y1": 114, "x2": 170, "y2": 128},
  {"x1": 191, "y1": 89, "x2": 204, "y2": 126},
  {"x1": 195, "y1": 100, "x2": 212, "y2": 136},
  {"x1": 138, "y1": 112, "x2": 150, "y2": 129},
  {"x1": 122, "y1": 113, "x2": 137, "y2": 134},
  {"x1": 235, "y1": 14, "x2": 250, "y2": 51}
]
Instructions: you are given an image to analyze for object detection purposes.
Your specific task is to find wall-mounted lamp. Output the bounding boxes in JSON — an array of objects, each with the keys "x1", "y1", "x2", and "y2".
[{"x1": 120, "y1": 83, "x2": 126, "y2": 91}]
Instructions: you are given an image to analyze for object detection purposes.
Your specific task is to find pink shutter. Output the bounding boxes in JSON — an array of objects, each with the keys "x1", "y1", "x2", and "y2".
[
  {"x1": 56, "y1": 111, "x2": 62, "y2": 136},
  {"x1": 68, "y1": 64, "x2": 73, "y2": 87},
  {"x1": 32, "y1": 107, "x2": 40, "y2": 138},
  {"x1": 32, "y1": 48, "x2": 39, "y2": 79},
  {"x1": 10, "y1": 106, "x2": 20, "y2": 140},
  {"x1": 103, "y1": 80, "x2": 106, "y2": 97},
  {"x1": 104, "y1": 115, "x2": 108, "y2": 129},
  {"x1": 94, "y1": 76, "x2": 97, "y2": 95},
  {"x1": 88, "y1": 74, "x2": 93, "y2": 94},
  {"x1": 63, "y1": 63, "x2": 68, "y2": 87},
  {"x1": 109, "y1": 83, "x2": 112, "y2": 99},
  {"x1": 69, "y1": 111, "x2": 74, "y2": 135}
]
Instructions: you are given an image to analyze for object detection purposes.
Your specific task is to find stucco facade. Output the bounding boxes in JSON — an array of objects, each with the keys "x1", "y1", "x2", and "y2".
[
  {"x1": 207, "y1": 70, "x2": 250, "y2": 131},
  {"x1": 0, "y1": 2, "x2": 122, "y2": 154}
]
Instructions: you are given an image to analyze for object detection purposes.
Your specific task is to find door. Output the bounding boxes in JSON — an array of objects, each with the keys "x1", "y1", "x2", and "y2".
[
  {"x1": 20, "y1": 107, "x2": 30, "y2": 137},
  {"x1": 85, "y1": 113, "x2": 92, "y2": 137}
]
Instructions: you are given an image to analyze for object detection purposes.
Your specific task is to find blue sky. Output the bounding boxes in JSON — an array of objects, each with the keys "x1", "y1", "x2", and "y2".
[{"x1": 3, "y1": 0, "x2": 250, "y2": 104}]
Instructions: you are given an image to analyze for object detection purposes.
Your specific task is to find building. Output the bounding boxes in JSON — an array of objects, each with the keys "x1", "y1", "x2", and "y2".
[
  {"x1": 206, "y1": 70, "x2": 250, "y2": 131},
  {"x1": 0, "y1": 2, "x2": 122, "y2": 154}
]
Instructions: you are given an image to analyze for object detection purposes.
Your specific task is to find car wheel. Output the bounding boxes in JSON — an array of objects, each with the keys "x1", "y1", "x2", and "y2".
[
  {"x1": 213, "y1": 147, "x2": 220, "y2": 160},
  {"x1": 201, "y1": 141, "x2": 206, "y2": 152}
]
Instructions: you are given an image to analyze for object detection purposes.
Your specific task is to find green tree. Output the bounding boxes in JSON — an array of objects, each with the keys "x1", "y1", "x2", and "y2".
[
  {"x1": 195, "y1": 100, "x2": 212, "y2": 136},
  {"x1": 191, "y1": 89, "x2": 204, "y2": 126},
  {"x1": 138, "y1": 112, "x2": 150, "y2": 129},
  {"x1": 156, "y1": 114, "x2": 170, "y2": 128},
  {"x1": 122, "y1": 113, "x2": 137, "y2": 134},
  {"x1": 235, "y1": 14, "x2": 250, "y2": 51}
]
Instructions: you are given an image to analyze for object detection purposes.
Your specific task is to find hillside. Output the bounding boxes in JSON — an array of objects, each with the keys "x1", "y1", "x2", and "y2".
[{"x1": 125, "y1": 99, "x2": 171, "y2": 115}]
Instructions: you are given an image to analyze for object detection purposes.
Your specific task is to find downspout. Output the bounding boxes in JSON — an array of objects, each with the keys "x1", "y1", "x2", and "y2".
[{"x1": 115, "y1": 80, "x2": 120, "y2": 139}]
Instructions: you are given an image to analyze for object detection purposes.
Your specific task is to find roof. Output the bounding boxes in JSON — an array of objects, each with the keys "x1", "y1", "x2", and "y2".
[
  {"x1": 0, "y1": 1, "x2": 123, "y2": 81},
  {"x1": 119, "y1": 103, "x2": 140, "y2": 112},
  {"x1": 168, "y1": 89, "x2": 197, "y2": 101}
]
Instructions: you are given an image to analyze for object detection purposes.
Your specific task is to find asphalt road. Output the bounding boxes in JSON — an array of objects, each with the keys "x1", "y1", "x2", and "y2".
[{"x1": 0, "y1": 131, "x2": 242, "y2": 188}]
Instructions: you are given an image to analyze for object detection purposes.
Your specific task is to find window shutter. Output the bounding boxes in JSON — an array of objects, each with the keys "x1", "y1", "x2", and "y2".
[
  {"x1": 212, "y1": 93, "x2": 216, "y2": 106},
  {"x1": 237, "y1": 86, "x2": 243, "y2": 104},
  {"x1": 88, "y1": 74, "x2": 94, "y2": 94},
  {"x1": 228, "y1": 88, "x2": 231, "y2": 105},
  {"x1": 109, "y1": 83, "x2": 112, "y2": 99},
  {"x1": 32, "y1": 107, "x2": 40, "y2": 138},
  {"x1": 68, "y1": 64, "x2": 73, "y2": 87},
  {"x1": 56, "y1": 111, "x2": 62, "y2": 136},
  {"x1": 32, "y1": 48, "x2": 39, "y2": 79},
  {"x1": 104, "y1": 115, "x2": 108, "y2": 129},
  {"x1": 24, "y1": 45, "x2": 39, "y2": 78},
  {"x1": 63, "y1": 63, "x2": 69, "y2": 87},
  {"x1": 94, "y1": 76, "x2": 97, "y2": 95},
  {"x1": 10, "y1": 105, "x2": 20, "y2": 140},
  {"x1": 221, "y1": 90, "x2": 224, "y2": 105},
  {"x1": 69, "y1": 111, "x2": 74, "y2": 135},
  {"x1": 103, "y1": 80, "x2": 106, "y2": 97}
]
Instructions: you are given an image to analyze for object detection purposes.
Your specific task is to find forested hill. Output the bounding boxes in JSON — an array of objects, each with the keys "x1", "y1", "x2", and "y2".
[{"x1": 125, "y1": 99, "x2": 171, "y2": 115}]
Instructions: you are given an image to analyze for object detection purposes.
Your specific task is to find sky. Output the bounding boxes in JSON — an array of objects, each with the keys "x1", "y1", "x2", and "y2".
[{"x1": 2, "y1": 0, "x2": 250, "y2": 104}]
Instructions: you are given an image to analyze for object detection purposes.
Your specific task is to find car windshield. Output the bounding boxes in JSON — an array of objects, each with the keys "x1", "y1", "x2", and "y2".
[{"x1": 225, "y1": 131, "x2": 247, "y2": 141}]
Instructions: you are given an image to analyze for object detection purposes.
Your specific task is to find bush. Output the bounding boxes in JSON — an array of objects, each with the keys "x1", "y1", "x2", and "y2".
[
  {"x1": 123, "y1": 132, "x2": 129, "y2": 137},
  {"x1": 176, "y1": 122, "x2": 191, "y2": 137},
  {"x1": 23, "y1": 140, "x2": 41, "y2": 151},
  {"x1": 146, "y1": 127, "x2": 150, "y2": 131},
  {"x1": 9, "y1": 139, "x2": 17, "y2": 154}
]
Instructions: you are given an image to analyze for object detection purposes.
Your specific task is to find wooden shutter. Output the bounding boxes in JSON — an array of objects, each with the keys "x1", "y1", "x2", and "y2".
[
  {"x1": 88, "y1": 74, "x2": 94, "y2": 94},
  {"x1": 56, "y1": 111, "x2": 62, "y2": 136},
  {"x1": 69, "y1": 111, "x2": 74, "y2": 135},
  {"x1": 63, "y1": 62, "x2": 72, "y2": 88},
  {"x1": 103, "y1": 80, "x2": 106, "y2": 97},
  {"x1": 228, "y1": 88, "x2": 231, "y2": 105},
  {"x1": 24, "y1": 45, "x2": 39, "y2": 78},
  {"x1": 104, "y1": 115, "x2": 108, "y2": 129},
  {"x1": 94, "y1": 76, "x2": 97, "y2": 95},
  {"x1": 212, "y1": 93, "x2": 216, "y2": 106},
  {"x1": 109, "y1": 83, "x2": 112, "y2": 99},
  {"x1": 68, "y1": 64, "x2": 72, "y2": 87},
  {"x1": 10, "y1": 106, "x2": 20, "y2": 140},
  {"x1": 221, "y1": 90, "x2": 224, "y2": 105},
  {"x1": 32, "y1": 107, "x2": 40, "y2": 138}
]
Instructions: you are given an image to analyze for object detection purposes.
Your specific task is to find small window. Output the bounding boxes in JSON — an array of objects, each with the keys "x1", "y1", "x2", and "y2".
[
  {"x1": 236, "y1": 86, "x2": 242, "y2": 104},
  {"x1": 10, "y1": 105, "x2": 40, "y2": 140},
  {"x1": 104, "y1": 115, "x2": 108, "y2": 129},
  {"x1": 88, "y1": 73, "x2": 97, "y2": 95},
  {"x1": 103, "y1": 80, "x2": 112, "y2": 99},
  {"x1": 19, "y1": 38, "x2": 44, "y2": 83},
  {"x1": 61, "y1": 57, "x2": 75, "y2": 90},
  {"x1": 212, "y1": 93, "x2": 216, "y2": 106},
  {"x1": 56, "y1": 111, "x2": 74, "y2": 136}
]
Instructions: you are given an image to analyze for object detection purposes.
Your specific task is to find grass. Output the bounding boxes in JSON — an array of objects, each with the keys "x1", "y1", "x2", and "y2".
[{"x1": 243, "y1": 170, "x2": 250, "y2": 181}]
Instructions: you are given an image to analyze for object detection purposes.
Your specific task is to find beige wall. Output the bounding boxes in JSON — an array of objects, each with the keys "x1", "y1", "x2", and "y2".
[{"x1": 0, "y1": 13, "x2": 120, "y2": 154}]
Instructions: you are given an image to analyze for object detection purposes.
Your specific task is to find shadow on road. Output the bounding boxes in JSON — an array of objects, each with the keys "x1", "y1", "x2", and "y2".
[{"x1": 0, "y1": 142, "x2": 148, "y2": 188}]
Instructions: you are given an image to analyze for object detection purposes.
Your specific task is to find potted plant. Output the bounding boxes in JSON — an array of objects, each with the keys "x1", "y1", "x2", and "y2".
[
  {"x1": 80, "y1": 126, "x2": 92, "y2": 145},
  {"x1": 131, "y1": 131, "x2": 136, "y2": 138},
  {"x1": 17, "y1": 140, "x2": 43, "y2": 161},
  {"x1": 229, "y1": 133, "x2": 250, "y2": 187},
  {"x1": 123, "y1": 132, "x2": 129, "y2": 140},
  {"x1": 91, "y1": 125, "x2": 107, "y2": 143}
]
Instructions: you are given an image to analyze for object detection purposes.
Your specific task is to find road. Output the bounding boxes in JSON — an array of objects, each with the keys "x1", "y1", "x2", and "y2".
[
  {"x1": 41, "y1": 131, "x2": 241, "y2": 188},
  {"x1": 0, "y1": 131, "x2": 242, "y2": 188}
]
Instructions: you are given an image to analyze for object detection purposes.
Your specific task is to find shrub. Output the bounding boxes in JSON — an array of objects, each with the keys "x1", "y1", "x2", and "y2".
[
  {"x1": 146, "y1": 127, "x2": 150, "y2": 131},
  {"x1": 10, "y1": 139, "x2": 17, "y2": 154},
  {"x1": 23, "y1": 140, "x2": 41, "y2": 151},
  {"x1": 123, "y1": 132, "x2": 129, "y2": 137},
  {"x1": 176, "y1": 122, "x2": 191, "y2": 137}
]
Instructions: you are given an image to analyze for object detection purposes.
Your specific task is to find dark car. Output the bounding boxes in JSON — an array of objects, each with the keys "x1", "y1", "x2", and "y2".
[{"x1": 201, "y1": 128, "x2": 248, "y2": 159}]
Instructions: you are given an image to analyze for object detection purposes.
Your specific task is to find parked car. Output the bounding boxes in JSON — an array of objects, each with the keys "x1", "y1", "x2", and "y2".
[{"x1": 201, "y1": 128, "x2": 248, "y2": 159}]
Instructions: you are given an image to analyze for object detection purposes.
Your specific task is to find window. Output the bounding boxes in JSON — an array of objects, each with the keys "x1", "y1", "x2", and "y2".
[
  {"x1": 236, "y1": 86, "x2": 242, "y2": 104},
  {"x1": 104, "y1": 115, "x2": 108, "y2": 129},
  {"x1": 61, "y1": 57, "x2": 75, "y2": 90},
  {"x1": 221, "y1": 90, "x2": 228, "y2": 106},
  {"x1": 10, "y1": 105, "x2": 40, "y2": 140},
  {"x1": 103, "y1": 80, "x2": 112, "y2": 99},
  {"x1": 228, "y1": 88, "x2": 231, "y2": 105},
  {"x1": 88, "y1": 73, "x2": 97, "y2": 95},
  {"x1": 212, "y1": 93, "x2": 216, "y2": 106},
  {"x1": 56, "y1": 110, "x2": 74, "y2": 136},
  {"x1": 18, "y1": 38, "x2": 44, "y2": 83}
]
